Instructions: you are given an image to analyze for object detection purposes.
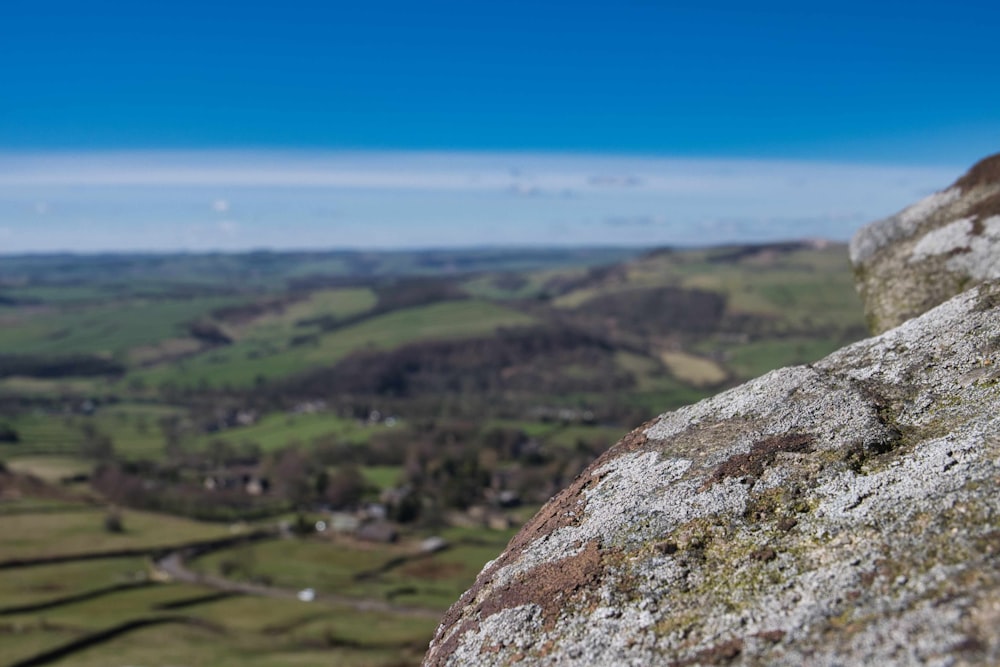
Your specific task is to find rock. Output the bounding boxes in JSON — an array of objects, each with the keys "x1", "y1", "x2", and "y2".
[
  {"x1": 425, "y1": 283, "x2": 1000, "y2": 666},
  {"x1": 851, "y1": 153, "x2": 1000, "y2": 334}
]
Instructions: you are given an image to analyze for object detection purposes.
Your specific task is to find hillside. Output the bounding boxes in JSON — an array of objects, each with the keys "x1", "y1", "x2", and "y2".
[{"x1": 0, "y1": 241, "x2": 867, "y2": 666}]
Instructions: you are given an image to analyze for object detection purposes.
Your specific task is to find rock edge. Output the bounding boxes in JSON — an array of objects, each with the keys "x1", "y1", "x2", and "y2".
[{"x1": 425, "y1": 283, "x2": 1000, "y2": 666}]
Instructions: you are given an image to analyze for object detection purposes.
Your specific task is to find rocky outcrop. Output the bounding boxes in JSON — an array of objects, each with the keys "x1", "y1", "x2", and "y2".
[
  {"x1": 426, "y1": 284, "x2": 1000, "y2": 664},
  {"x1": 850, "y1": 153, "x2": 1000, "y2": 334}
]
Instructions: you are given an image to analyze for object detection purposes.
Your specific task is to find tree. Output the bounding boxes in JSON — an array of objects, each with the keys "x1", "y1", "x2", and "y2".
[
  {"x1": 80, "y1": 423, "x2": 116, "y2": 461},
  {"x1": 0, "y1": 424, "x2": 19, "y2": 443},
  {"x1": 206, "y1": 439, "x2": 236, "y2": 467},
  {"x1": 325, "y1": 465, "x2": 366, "y2": 509},
  {"x1": 103, "y1": 511, "x2": 125, "y2": 533},
  {"x1": 389, "y1": 489, "x2": 422, "y2": 524},
  {"x1": 268, "y1": 447, "x2": 316, "y2": 509}
]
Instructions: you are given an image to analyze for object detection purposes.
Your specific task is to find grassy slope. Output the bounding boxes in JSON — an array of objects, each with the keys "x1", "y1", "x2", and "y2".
[
  {"x1": 0, "y1": 492, "x2": 492, "y2": 667},
  {"x1": 0, "y1": 376, "x2": 106, "y2": 398},
  {"x1": 723, "y1": 337, "x2": 849, "y2": 379},
  {"x1": 190, "y1": 527, "x2": 517, "y2": 611},
  {"x1": 557, "y1": 245, "x2": 863, "y2": 330},
  {"x1": 36, "y1": 606, "x2": 435, "y2": 667},
  {"x1": 0, "y1": 296, "x2": 244, "y2": 357},
  {"x1": 0, "y1": 507, "x2": 233, "y2": 560},
  {"x1": 548, "y1": 245, "x2": 864, "y2": 386},
  {"x1": 0, "y1": 557, "x2": 151, "y2": 606},
  {"x1": 4, "y1": 455, "x2": 94, "y2": 483},
  {"x1": 0, "y1": 559, "x2": 435, "y2": 667},
  {"x1": 1, "y1": 403, "x2": 181, "y2": 459},
  {"x1": 131, "y1": 299, "x2": 536, "y2": 389},
  {"x1": 193, "y1": 412, "x2": 395, "y2": 452}
]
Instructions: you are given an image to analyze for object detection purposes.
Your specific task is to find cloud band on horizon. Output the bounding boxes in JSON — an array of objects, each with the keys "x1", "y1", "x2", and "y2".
[{"x1": 0, "y1": 150, "x2": 962, "y2": 253}]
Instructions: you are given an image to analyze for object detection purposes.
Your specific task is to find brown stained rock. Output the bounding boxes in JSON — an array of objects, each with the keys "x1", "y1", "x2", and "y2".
[
  {"x1": 425, "y1": 542, "x2": 607, "y2": 667},
  {"x1": 964, "y1": 190, "x2": 1000, "y2": 225},
  {"x1": 479, "y1": 539, "x2": 605, "y2": 630},
  {"x1": 750, "y1": 546, "x2": 777, "y2": 562},
  {"x1": 954, "y1": 153, "x2": 1000, "y2": 192},
  {"x1": 703, "y1": 433, "x2": 815, "y2": 489},
  {"x1": 776, "y1": 516, "x2": 798, "y2": 532},
  {"x1": 426, "y1": 618, "x2": 477, "y2": 667},
  {"x1": 754, "y1": 629, "x2": 786, "y2": 644},
  {"x1": 951, "y1": 636, "x2": 986, "y2": 653},
  {"x1": 669, "y1": 638, "x2": 744, "y2": 666},
  {"x1": 656, "y1": 540, "x2": 680, "y2": 555},
  {"x1": 951, "y1": 153, "x2": 1000, "y2": 241}
]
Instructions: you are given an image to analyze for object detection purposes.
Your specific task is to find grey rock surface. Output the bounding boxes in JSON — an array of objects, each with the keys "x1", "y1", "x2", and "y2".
[
  {"x1": 424, "y1": 283, "x2": 1000, "y2": 666},
  {"x1": 850, "y1": 153, "x2": 1000, "y2": 334}
]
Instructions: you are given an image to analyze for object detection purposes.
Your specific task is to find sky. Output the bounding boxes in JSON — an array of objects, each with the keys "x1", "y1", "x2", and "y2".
[{"x1": 1, "y1": 0, "x2": 998, "y2": 252}]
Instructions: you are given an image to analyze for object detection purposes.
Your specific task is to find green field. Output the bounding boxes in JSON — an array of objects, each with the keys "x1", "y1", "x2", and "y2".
[
  {"x1": 0, "y1": 296, "x2": 244, "y2": 358},
  {"x1": 0, "y1": 376, "x2": 105, "y2": 398},
  {"x1": 92, "y1": 403, "x2": 183, "y2": 457},
  {"x1": 0, "y1": 499, "x2": 493, "y2": 667},
  {"x1": 0, "y1": 568, "x2": 436, "y2": 667},
  {"x1": 32, "y1": 603, "x2": 436, "y2": 667},
  {"x1": 192, "y1": 411, "x2": 394, "y2": 452},
  {"x1": 0, "y1": 557, "x2": 151, "y2": 607},
  {"x1": 237, "y1": 287, "x2": 377, "y2": 335},
  {"x1": 0, "y1": 403, "x2": 181, "y2": 460},
  {"x1": 556, "y1": 245, "x2": 864, "y2": 335},
  {"x1": 4, "y1": 455, "x2": 94, "y2": 483},
  {"x1": 0, "y1": 413, "x2": 86, "y2": 457},
  {"x1": 130, "y1": 299, "x2": 535, "y2": 389},
  {"x1": 0, "y1": 507, "x2": 233, "y2": 560},
  {"x1": 724, "y1": 337, "x2": 848, "y2": 380},
  {"x1": 360, "y1": 465, "x2": 404, "y2": 491},
  {"x1": 190, "y1": 526, "x2": 516, "y2": 611}
]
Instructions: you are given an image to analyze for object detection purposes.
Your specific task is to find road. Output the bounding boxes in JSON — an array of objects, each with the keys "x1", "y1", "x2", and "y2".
[{"x1": 154, "y1": 545, "x2": 443, "y2": 619}]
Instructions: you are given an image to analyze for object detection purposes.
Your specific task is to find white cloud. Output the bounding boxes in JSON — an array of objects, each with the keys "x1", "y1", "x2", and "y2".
[
  {"x1": 0, "y1": 149, "x2": 966, "y2": 252},
  {"x1": 0, "y1": 150, "x2": 959, "y2": 199},
  {"x1": 588, "y1": 175, "x2": 643, "y2": 188},
  {"x1": 507, "y1": 183, "x2": 542, "y2": 197},
  {"x1": 603, "y1": 215, "x2": 669, "y2": 227}
]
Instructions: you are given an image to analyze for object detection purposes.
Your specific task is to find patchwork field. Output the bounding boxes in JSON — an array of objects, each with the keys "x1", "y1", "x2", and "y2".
[{"x1": 0, "y1": 494, "x2": 514, "y2": 667}]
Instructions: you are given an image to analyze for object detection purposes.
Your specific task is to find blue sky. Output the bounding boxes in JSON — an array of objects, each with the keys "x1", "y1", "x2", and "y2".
[{"x1": 1, "y1": 0, "x2": 997, "y2": 251}]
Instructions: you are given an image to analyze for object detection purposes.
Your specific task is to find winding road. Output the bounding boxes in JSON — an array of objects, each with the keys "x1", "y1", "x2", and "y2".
[{"x1": 154, "y1": 542, "x2": 444, "y2": 619}]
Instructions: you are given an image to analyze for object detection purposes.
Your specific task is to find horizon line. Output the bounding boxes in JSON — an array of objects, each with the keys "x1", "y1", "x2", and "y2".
[
  {"x1": 0, "y1": 237, "x2": 846, "y2": 259},
  {"x1": 0, "y1": 150, "x2": 961, "y2": 190}
]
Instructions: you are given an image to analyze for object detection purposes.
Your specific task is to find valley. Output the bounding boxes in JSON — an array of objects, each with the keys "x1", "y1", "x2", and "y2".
[{"x1": 0, "y1": 242, "x2": 866, "y2": 666}]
